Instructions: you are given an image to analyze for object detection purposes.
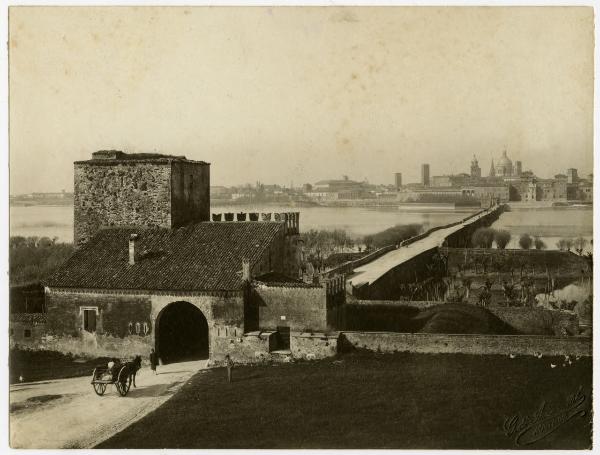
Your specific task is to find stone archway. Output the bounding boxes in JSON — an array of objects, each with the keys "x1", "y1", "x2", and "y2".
[{"x1": 155, "y1": 301, "x2": 209, "y2": 364}]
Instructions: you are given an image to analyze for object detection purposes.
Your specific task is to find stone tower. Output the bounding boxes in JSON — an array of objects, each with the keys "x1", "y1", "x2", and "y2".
[
  {"x1": 470, "y1": 155, "x2": 481, "y2": 178},
  {"x1": 74, "y1": 150, "x2": 210, "y2": 246},
  {"x1": 421, "y1": 164, "x2": 430, "y2": 186}
]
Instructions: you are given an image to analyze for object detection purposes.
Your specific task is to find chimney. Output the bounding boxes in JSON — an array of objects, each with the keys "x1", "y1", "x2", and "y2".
[
  {"x1": 129, "y1": 234, "x2": 139, "y2": 265},
  {"x1": 242, "y1": 259, "x2": 251, "y2": 282}
]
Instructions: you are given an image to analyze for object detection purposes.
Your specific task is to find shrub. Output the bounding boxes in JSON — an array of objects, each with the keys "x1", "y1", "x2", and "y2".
[
  {"x1": 10, "y1": 236, "x2": 75, "y2": 286},
  {"x1": 573, "y1": 237, "x2": 588, "y2": 255},
  {"x1": 556, "y1": 238, "x2": 574, "y2": 252},
  {"x1": 494, "y1": 230, "x2": 511, "y2": 249},
  {"x1": 534, "y1": 236, "x2": 546, "y2": 250},
  {"x1": 363, "y1": 224, "x2": 423, "y2": 249},
  {"x1": 518, "y1": 233, "x2": 533, "y2": 250},
  {"x1": 471, "y1": 227, "x2": 496, "y2": 248}
]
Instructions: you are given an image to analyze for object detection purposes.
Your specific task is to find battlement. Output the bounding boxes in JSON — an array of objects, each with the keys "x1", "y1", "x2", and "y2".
[{"x1": 210, "y1": 212, "x2": 300, "y2": 235}]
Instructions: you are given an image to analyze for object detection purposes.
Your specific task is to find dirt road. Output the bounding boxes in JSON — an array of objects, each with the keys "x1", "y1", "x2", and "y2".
[{"x1": 10, "y1": 360, "x2": 206, "y2": 449}]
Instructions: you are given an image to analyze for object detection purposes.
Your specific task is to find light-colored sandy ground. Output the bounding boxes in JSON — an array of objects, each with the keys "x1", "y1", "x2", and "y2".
[{"x1": 9, "y1": 360, "x2": 206, "y2": 449}]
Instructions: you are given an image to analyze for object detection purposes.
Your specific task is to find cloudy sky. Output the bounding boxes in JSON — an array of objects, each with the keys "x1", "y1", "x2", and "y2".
[{"x1": 9, "y1": 6, "x2": 594, "y2": 193}]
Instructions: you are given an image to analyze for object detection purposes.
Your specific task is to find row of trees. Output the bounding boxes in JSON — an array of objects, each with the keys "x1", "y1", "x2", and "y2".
[
  {"x1": 557, "y1": 236, "x2": 590, "y2": 255},
  {"x1": 471, "y1": 228, "x2": 591, "y2": 253},
  {"x1": 471, "y1": 228, "x2": 547, "y2": 250},
  {"x1": 10, "y1": 236, "x2": 75, "y2": 286}
]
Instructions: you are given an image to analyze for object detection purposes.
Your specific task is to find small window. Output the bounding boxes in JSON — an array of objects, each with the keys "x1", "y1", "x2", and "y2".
[
  {"x1": 83, "y1": 309, "x2": 97, "y2": 333},
  {"x1": 24, "y1": 329, "x2": 31, "y2": 338},
  {"x1": 135, "y1": 322, "x2": 141, "y2": 335}
]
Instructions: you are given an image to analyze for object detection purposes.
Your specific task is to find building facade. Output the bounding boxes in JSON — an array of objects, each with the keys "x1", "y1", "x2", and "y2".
[{"x1": 41, "y1": 151, "x2": 345, "y2": 364}]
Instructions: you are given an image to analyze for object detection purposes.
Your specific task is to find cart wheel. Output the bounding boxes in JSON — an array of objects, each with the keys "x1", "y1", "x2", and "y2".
[
  {"x1": 93, "y1": 383, "x2": 107, "y2": 396},
  {"x1": 117, "y1": 380, "x2": 130, "y2": 396}
]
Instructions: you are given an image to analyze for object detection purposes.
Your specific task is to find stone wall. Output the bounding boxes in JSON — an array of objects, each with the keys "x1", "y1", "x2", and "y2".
[
  {"x1": 340, "y1": 331, "x2": 592, "y2": 357},
  {"x1": 350, "y1": 248, "x2": 438, "y2": 300},
  {"x1": 44, "y1": 288, "x2": 246, "y2": 360},
  {"x1": 290, "y1": 332, "x2": 339, "y2": 360},
  {"x1": 74, "y1": 161, "x2": 173, "y2": 246},
  {"x1": 74, "y1": 158, "x2": 210, "y2": 246},
  {"x1": 10, "y1": 314, "x2": 47, "y2": 346},
  {"x1": 210, "y1": 331, "x2": 276, "y2": 364},
  {"x1": 170, "y1": 161, "x2": 210, "y2": 227},
  {"x1": 252, "y1": 284, "x2": 329, "y2": 332}
]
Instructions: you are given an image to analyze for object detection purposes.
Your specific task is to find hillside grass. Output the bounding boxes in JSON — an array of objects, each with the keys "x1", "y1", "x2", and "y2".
[{"x1": 98, "y1": 352, "x2": 591, "y2": 449}]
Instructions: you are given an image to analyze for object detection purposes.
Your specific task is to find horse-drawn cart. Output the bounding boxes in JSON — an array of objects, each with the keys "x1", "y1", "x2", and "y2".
[{"x1": 90, "y1": 364, "x2": 132, "y2": 396}]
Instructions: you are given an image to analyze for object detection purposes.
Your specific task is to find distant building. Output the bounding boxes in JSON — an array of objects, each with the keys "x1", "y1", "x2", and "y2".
[
  {"x1": 461, "y1": 185, "x2": 509, "y2": 204},
  {"x1": 514, "y1": 161, "x2": 522, "y2": 177},
  {"x1": 537, "y1": 179, "x2": 567, "y2": 202},
  {"x1": 30, "y1": 190, "x2": 73, "y2": 199},
  {"x1": 578, "y1": 181, "x2": 593, "y2": 202},
  {"x1": 470, "y1": 156, "x2": 481, "y2": 178},
  {"x1": 495, "y1": 150, "x2": 514, "y2": 177},
  {"x1": 394, "y1": 173, "x2": 402, "y2": 190},
  {"x1": 308, "y1": 177, "x2": 372, "y2": 201},
  {"x1": 421, "y1": 164, "x2": 430, "y2": 187},
  {"x1": 210, "y1": 186, "x2": 231, "y2": 200},
  {"x1": 567, "y1": 168, "x2": 579, "y2": 184},
  {"x1": 489, "y1": 158, "x2": 496, "y2": 177}
]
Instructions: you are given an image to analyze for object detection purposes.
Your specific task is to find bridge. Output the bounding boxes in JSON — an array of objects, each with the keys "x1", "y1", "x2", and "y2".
[{"x1": 334, "y1": 204, "x2": 506, "y2": 300}]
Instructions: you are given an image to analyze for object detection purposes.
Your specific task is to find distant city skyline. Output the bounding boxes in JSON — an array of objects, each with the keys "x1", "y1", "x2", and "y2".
[{"x1": 10, "y1": 7, "x2": 593, "y2": 193}]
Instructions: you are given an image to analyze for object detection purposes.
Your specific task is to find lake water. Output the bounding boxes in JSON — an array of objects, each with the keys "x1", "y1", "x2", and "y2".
[
  {"x1": 9, "y1": 203, "x2": 593, "y2": 250},
  {"x1": 490, "y1": 205, "x2": 593, "y2": 252}
]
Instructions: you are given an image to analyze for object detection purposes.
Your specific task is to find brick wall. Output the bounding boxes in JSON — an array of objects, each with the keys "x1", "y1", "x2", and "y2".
[{"x1": 340, "y1": 332, "x2": 592, "y2": 357}]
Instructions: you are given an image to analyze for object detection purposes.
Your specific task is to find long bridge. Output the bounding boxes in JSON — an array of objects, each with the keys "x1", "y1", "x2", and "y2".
[{"x1": 326, "y1": 204, "x2": 506, "y2": 300}]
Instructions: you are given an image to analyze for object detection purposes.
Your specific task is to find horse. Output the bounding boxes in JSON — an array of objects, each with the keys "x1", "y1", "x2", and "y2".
[{"x1": 118, "y1": 355, "x2": 143, "y2": 388}]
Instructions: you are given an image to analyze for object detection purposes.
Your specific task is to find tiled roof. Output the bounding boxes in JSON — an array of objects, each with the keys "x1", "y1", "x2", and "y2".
[{"x1": 44, "y1": 222, "x2": 284, "y2": 291}]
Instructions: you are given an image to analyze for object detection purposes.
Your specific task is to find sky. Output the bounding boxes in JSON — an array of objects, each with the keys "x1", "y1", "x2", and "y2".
[{"x1": 9, "y1": 6, "x2": 594, "y2": 193}]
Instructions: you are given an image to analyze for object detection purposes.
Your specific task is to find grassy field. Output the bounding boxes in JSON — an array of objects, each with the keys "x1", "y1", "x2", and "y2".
[
  {"x1": 9, "y1": 349, "x2": 111, "y2": 384},
  {"x1": 98, "y1": 352, "x2": 592, "y2": 449}
]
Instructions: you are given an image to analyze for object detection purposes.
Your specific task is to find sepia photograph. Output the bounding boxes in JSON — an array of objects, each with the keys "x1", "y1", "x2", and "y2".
[{"x1": 6, "y1": 3, "x2": 595, "y2": 450}]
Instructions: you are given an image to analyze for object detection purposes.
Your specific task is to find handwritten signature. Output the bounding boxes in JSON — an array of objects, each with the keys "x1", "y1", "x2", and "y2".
[{"x1": 503, "y1": 386, "x2": 588, "y2": 446}]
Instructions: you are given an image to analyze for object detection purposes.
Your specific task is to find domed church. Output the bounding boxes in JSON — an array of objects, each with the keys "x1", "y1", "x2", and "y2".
[{"x1": 495, "y1": 150, "x2": 513, "y2": 177}]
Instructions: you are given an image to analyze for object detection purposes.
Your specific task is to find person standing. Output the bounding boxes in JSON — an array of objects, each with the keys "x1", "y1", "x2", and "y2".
[
  {"x1": 225, "y1": 354, "x2": 234, "y2": 383},
  {"x1": 149, "y1": 348, "x2": 158, "y2": 375}
]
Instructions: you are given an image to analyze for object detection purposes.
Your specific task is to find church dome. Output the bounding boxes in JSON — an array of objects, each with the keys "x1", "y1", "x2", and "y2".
[
  {"x1": 498, "y1": 150, "x2": 512, "y2": 167},
  {"x1": 495, "y1": 150, "x2": 514, "y2": 177}
]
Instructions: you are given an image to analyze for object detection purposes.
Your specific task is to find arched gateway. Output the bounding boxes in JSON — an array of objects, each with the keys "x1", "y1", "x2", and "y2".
[{"x1": 155, "y1": 301, "x2": 209, "y2": 364}]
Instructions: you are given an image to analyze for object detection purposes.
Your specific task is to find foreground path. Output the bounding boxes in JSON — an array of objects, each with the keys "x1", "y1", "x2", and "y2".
[{"x1": 10, "y1": 359, "x2": 206, "y2": 449}]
